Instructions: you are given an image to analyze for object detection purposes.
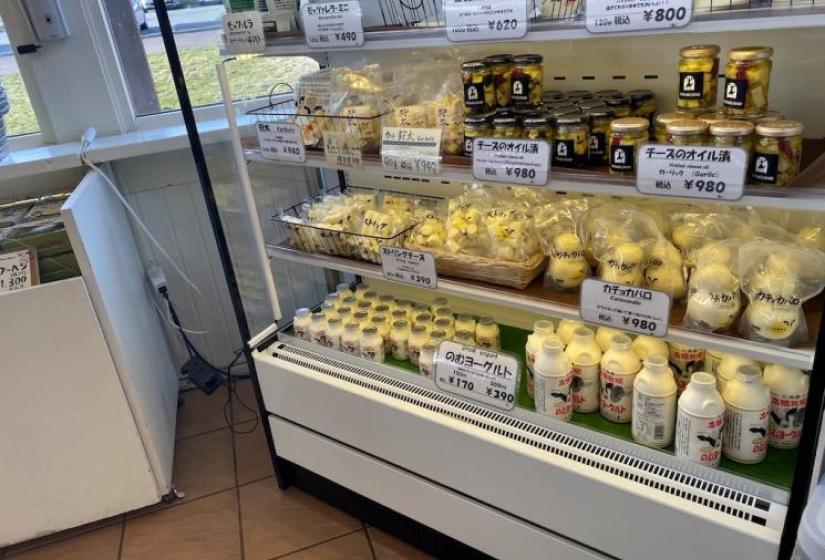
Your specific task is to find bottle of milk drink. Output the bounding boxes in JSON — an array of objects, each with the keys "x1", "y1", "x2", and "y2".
[
  {"x1": 534, "y1": 336, "x2": 574, "y2": 422},
  {"x1": 631, "y1": 335, "x2": 669, "y2": 361},
  {"x1": 600, "y1": 334, "x2": 642, "y2": 423},
  {"x1": 525, "y1": 320, "x2": 555, "y2": 398},
  {"x1": 763, "y1": 364, "x2": 809, "y2": 450},
  {"x1": 596, "y1": 326, "x2": 623, "y2": 352},
  {"x1": 557, "y1": 319, "x2": 585, "y2": 346},
  {"x1": 565, "y1": 327, "x2": 602, "y2": 413},
  {"x1": 716, "y1": 354, "x2": 761, "y2": 395},
  {"x1": 722, "y1": 364, "x2": 770, "y2": 464},
  {"x1": 668, "y1": 342, "x2": 705, "y2": 394},
  {"x1": 676, "y1": 372, "x2": 725, "y2": 467},
  {"x1": 704, "y1": 349, "x2": 726, "y2": 375},
  {"x1": 632, "y1": 354, "x2": 678, "y2": 447}
]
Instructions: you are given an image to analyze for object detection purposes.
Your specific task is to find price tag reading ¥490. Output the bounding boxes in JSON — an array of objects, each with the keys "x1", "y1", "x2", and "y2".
[
  {"x1": 0, "y1": 249, "x2": 37, "y2": 292},
  {"x1": 302, "y1": 1, "x2": 364, "y2": 49},
  {"x1": 381, "y1": 127, "x2": 442, "y2": 178},
  {"x1": 444, "y1": 0, "x2": 528, "y2": 42},
  {"x1": 434, "y1": 341, "x2": 520, "y2": 411},
  {"x1": 586, "y1": 0, "x2": 692, "y2": 33},
  {"x1": 380, "y1": 247, "x2": 437, "y2": 289},
  {"x1": 223, "y1": 11, "x2": 264, "y2": 53},
  {"x1": 472, "y1": 138, "x2": 550, "y2": 186},
  {"x1": 636, "y1": 144, "x2": 747, "y2": 202},
  {"x1": 580, "y1": 279, "x2": 671, "y2": 338},
  {"x1": 256, "y1": 123, "x2": 306, "y2": 163}
]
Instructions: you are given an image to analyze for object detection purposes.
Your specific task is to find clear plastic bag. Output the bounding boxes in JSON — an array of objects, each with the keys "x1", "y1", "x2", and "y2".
[
  {"x1": 484, "y1": 206, "x2": 540, "y2": 262},
  {"x1": 534, "y1": 198, "x2": 590, "y2": 290},
  {"x1": 444, "y1": 187, "x2": 493, "y2": 257},
  {"x1": 669, "y1": 210, "x2": 748, "y2": 266},
  {"x1": 683, "y1": 239, "x2": 743, "y2": 332},
  {"x1": 644, "y1": 239, "x2": 686, "y2": 300}
]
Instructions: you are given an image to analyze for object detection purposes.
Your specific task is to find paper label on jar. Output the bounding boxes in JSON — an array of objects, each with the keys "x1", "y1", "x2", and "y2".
[
  {"x1": 723, "y1": 405, "x2": 769, "y2": 463},
  {"x1": 610, "y1": 145, "x2": 634, "y2": 172},
  {"x1": 464, "y1": 83, "x2": 486, "y2": 109},
  {"x1": 589, "y1": 132, "x2": 607, "y2": 158},
  {"x1": 675, "y1": 408, "x2": 723, "y2": 467},
  {"x1": 679, "y1": 72, "x2": 705, "y2": 100},
  {"x1": 572, "y1": 363, "x2": 600, "y2": 413},
  {"x1": 750, "y1": 153, "x2": 780, "y2": 185},
  {"x1": 553, "y1": 139, "x2": 576, "y2": 165},
  {"x1": 632, "y1": 392, "x2": 676, "y2": 446},
  {"x1": 600, "y1": 367, "x2": 636, "y2": 422},
  {"x1": 723, "y1": 78, "x2": 748, "y2": 109},
  {"x1": 444, "y1": 0, "x2": 529, "y2": 43},
  {"x1": 769, "y1": 391, "x2": 807, "y2": 448},
  {"x1": 535, "y1": 371, "x2": 574, "y2": 421},
  {"x1": 511, "y1": 75, "x2": 530, "y2": 104}
]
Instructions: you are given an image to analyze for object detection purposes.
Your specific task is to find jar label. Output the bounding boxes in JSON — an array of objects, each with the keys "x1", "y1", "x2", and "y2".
[
  {"x1": 678, "y1": 72, "x2": 705, "y2": 99},
  {"x1": 464, "y1": 83, "x2": 485, "y2": 108},
  {"x1": 769, "y1": 391, "x2": 807, "y2": 449},
  {"x1": 553, "y1": 139, "x2": 576, "y2": 165},
  {"x1": 588, "y1": 132, "x2": 606, "y2": 158},
  {"x1": 675, "y1": 409, "x2": 723, "y2": 467},
  {"x1": 723, "y1": 78, "x2": 748, "y2": 109},
  {"x1": 722, "y1": 406, "x2": 769, "y2": 463},
  {"x1": 511, "y1": 75, "x2": 531, "y2": 103},
  {"x1": 600, "y1": 366, "x2": 636, "y2": 422},
  {"x1": 609, "y1": 145, "x2": 634, "y2": 172},
  {"x1": 464, "y1": 137, "x2": 475, "y2": 156},
  {"x1": 750, "y1": 152, "x2": 779, "y2": 184}
]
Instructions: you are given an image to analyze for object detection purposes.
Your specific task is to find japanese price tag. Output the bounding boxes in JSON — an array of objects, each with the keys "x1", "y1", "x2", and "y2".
[
  {"x1": 380, "y1": 247, "x2": 437, "y2": 289},
  {"x1": 256, "y1": 123, "x2": 306, "y2": 163},
  {"x1": 302, "y1": 1, "x2": 364, "y2": 49},
  {"x1": 381, "y1": 127, "x2": 442, "y2": 177},
  {"x1": 324, "y1": 132, "x2": 362, "y2": 168},
  {"x1": 586, "y1": 0, "x2": 692, "y2": 33},
  {"x1": 580, "y1": 279, "x2": 671, "y2": 338},
  {"x1": 636, "y1": 144, "x2": 747, "y2": 202},
  {"x1": 223, "y1": 11, "x2": 265, "y2": 53},
  {"x1": 434, "y1": 341, "x2": 520, "y2": 411},
  {"x1": 472, "y1": 138, "x2": 550, "y2": 186},
  {"x1": 444, "y1": 0, "x2": 528, "y2": 42},
  {"x1": 0, "y1": 249, "x2": 36, "y2": 292},
  {"x1": 266, "y1": 0, "x2": 298, "y2": 16}
]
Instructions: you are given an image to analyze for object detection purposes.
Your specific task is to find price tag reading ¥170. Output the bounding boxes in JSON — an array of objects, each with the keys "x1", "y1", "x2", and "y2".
[
  {"x1": 380, "y1": 247, "x2": 437, "y2": 289},
  {"x1": 444, "y1": 0, "x2": 528, "y2": 42},
  {"x1": 302, "y1": 1, "x2": 364, "y2": 49},
  {"x1": 636, "y1": 144, "x2": 747, "y2": 202},
  {"x1": 580, "y1": 279, "x2": 671, "y2": 338},
  {"x1": 0, "y1": 249, "x2": 36, "y2": 292},
  {"x1": 434, "y1": 341, "x2": 520, "y2": 411},
  {"x1": 586, "y1": 0, "x2": 692, "y2": 33},
  {"x1": 256, "y1": 123, "x2": 306, "y2": 163},
  {"x1": 381, "y1": 127, "x2": 442, "y2": 178},
  {"x1": 223, "y1": 11, "x2": 264, "y2": 53},
  {"x1": 472, "y1": 138, "x2": 550, "y2": 186}
]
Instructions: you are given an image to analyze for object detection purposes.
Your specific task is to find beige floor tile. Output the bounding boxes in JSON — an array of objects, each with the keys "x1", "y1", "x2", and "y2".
[
  {"x1": 1, "y1": 516, "x2": 124, "y2": 557},
  {"x1": 280, "y1": 531, "x2": 373, "y2": 560},
  {"x1": 176, "y1": 387, "x2": 231, "y2": 440},
  {"x1": 173, "y1": 427, "x2": 236, "y2": 500},
  {"x1": 6, "y1": 524, "x2": 122, "y2": 560},
  {"x1": 121, "y1": 490, "x2": 240, "y2": 560},
  {"x1": 235, "y1": 419, "x2": 274, "y2": 485},
  {"x1": 368, "y1": 528, "x2": 434, "y2": 560},
  {"x1": 240, "y1": 479, "x2": 361, "y2": 560},
  {"x1": 230, "y1": 379, "x2": 260, "y2": 425}
]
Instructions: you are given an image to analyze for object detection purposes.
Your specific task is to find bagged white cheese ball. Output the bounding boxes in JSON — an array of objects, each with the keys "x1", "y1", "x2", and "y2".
[{"x1": 684, "y1": 239, "x2": 742, "y2": 332}]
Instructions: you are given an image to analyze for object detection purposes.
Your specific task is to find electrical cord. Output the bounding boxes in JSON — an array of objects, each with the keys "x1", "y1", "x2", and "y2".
[{"x1": 223, "y1": 349, "x2": 260, "y2": 435}]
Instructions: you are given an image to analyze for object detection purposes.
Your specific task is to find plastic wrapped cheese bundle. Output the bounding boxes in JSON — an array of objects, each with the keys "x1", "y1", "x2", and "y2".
[
  {"x1": 443, "y1": 190, "x2": 492, "y2": 257},
  {"x1": 484, "y1": 206, "x2": 540, "y2": 262},
  {"x1": 794, "y1": 212, "x2": 825, "y2": 252},
  {"x1": 669, "y1": 210, "x2": 747, "y2": 266},
  {"x1": 328, "y1": 64, "x2": 386, "y2": 150},
  {"x1": 354, "y1": 208, "x2": 414, "y2": 262},
  {"x1": 429, "y1": 71, "x2": 465, "y2": 156},
  {"x1": 407, "y1": 207, "x2": 446, "y2": 251},
  {"x1": 644, "y1": 239, "x2": 686, "y2": 300},
  {"x1": 684, "y1": 239, "x2": 742, "y2": 332},
  {"x1": 534, "y1": 199, "x2": 591, "y2": 290},
  {"x1": 739, "y1": 241, "x2": 825, "y2": 346}
]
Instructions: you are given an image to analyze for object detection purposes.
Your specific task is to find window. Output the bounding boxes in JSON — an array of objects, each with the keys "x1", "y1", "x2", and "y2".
[{"x1": 0, "y1": 13, "x2": 39, "y2": 136}]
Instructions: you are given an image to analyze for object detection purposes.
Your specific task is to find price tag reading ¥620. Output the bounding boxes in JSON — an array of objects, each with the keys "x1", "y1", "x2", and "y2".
[
  {"x1": 636, "y1": 144, "x2": 747, "y2": 202},
  {"x1": 324, "y1": 132, "x2": 362, "y2": 168},
  {"x1": 256, "y1": 123, "x2": 306, "y2": 163},
  {"x1": 434, "y1": 341, "x2": 520, "y2": 411},
  {"x1": 472, "y1": 138, "x2": 550, "y2": 186},
  {"x1": 302, "y1": 1, "x2": 364, "y2": 49},
  {"x1": 586, "y1": 0, "x2": 692, "y2": 33},
  {"x1": 381, "y1": 127, "x2": 442, "y2": 177},
  {"x1": 444, "y1": 0, "x2": 528, "y2": 42},
  {"x1": 380, "y1": 247, "x2": 437, "y2": 289},
  {"x1": 580, "y1": 279, "x2": 671, "y2": 337},
  {"x1": 0, "y1": 249, "x2": 36, "y2": 292},
  {"x1": 223, "y1": 11, "x2": 264, "y2": 53}
]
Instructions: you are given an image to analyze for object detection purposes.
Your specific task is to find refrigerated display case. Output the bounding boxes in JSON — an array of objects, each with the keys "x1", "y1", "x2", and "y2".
[{"x1": 154, "y1": 2, "x2": 825, "y2": 558}]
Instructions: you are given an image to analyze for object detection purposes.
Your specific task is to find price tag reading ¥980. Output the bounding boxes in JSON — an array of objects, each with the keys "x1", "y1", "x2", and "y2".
[
  {"x1": 256, "y1": 123, "x2": 306, "y2": 163},
  {"x1": 380, "y1": 247, "x2": 437, "y2": 289},
  {"x1": 586, "y1": 0, "x2": 692, "y2": 33},
  {"x1": 0, "y1": 249, "x2": 36, "y2": 292},
  {"x1": 434, "y1": 341, "x2": 520, "y2": 411},
  {"x1": 302, "y1": 1, "x2": 364, "y2": 49},
  {"x1": 472, "y1": 138, "x2": 550, "y2": 186},
  {"x1": 580, "y1": 279, "x2": 671, "y2": 338},
  {"x1": 223, "y1": 11, "x2": 264, "y2": 53},
  {"x1": 444, "y1": 0, "x2": 528, "y2": 42}
]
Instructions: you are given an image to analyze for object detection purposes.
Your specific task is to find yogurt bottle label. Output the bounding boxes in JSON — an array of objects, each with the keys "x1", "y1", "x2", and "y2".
[
  {"x1": 295, "y1": 325, "x2": 310, "y2": 340},
  {"x1": 535, "y1": 371, "x2": 574, "y2": 421},
  {"x1": 633, "y1": 393, "x2": 674, "y2": 446},
  {"x1": 572, "y1": 363, "x2": 600, "y2": 413},
  {"x1": 675, "y1": 410, "x2": 723, "y2": 467},
  {"x1": 769, "y1": 391, "x2": 807, "y2": 449},
  {"x1": 342, "y1": 340, "x2": 360, "y2": 355},
  {"x1": 391, "y1": 339, "x2": 410, "y2": 361},
  {"x1": 723, "y1": 406, "x2": 769, "y2": 463},
  {"x1": 600, "y1": 367, "x2": 635, "y2": 422},
  {"x1": 669, "y1": 346, "x2": 705, "y2": 393}
]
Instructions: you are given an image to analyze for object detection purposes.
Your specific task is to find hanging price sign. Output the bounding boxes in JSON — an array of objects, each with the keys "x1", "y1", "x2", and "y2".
[
  {"x1": 580, "y1": 279, "x2": 671, "y2": 337},
  {"x1": 0, "y1": 249, "x2": 37, "y2": 292},
  {"x1": 434, "y1": 341, "x2": 520, "y2": 410},
  {"x1": 443, "y1": 0, "x2": 528, "y2": 42},
  {"x1": 380, "y1": 247, "x2": 438, "y2": 289},
  {"x1": 256, "y1": 123, "x2": 306, "y2": 163},
  {"x1": 472, "y1": 138, "x2": 550, "y2": 186},
  {"x1": 586, "y1": 0, "x2": 692, "y2": 33},
  {"x1": 302, "y1": 1, "x2": 364, "y2": 48},
  {"x1": 636, "y1": 144, "x2": 747, "y2": 201},
  {"x1": 381, "y1": 127, "x2": 442, "y2": 177},
  {"x1": 223, "y1": 11, "x2": 265, "y2": 53}
]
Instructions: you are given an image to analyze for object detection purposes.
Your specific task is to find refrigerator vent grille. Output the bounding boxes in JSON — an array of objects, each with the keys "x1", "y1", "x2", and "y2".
[{"x1": 273, "y1": 343, "x2": 772, "y2": 527}]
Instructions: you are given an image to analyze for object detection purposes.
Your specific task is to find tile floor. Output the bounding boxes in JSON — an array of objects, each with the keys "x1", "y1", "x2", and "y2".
[{"x1": 0, "y1": 380, "x2": 433, "y2": 560}]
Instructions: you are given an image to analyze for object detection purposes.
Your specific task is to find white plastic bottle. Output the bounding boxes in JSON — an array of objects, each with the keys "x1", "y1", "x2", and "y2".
[
  {"x1": 676, "y1": 372, "x2": 725, "y2": 468},
  {"x1": 557, "y1": 319, "x2": 585, "y2": 346},
  {"x1": 716, "y1": 354, "x2": 761, "y2": 395},
  {"x1": 668, "y1": 342, "x2": 705, "y2": 394},
  {"x1": 600, "y1": 334, "x2": 642, "y2": 423},
  {"x1": 722, "y1": 364, "x2": 770, "y2": 464},
  {"x1": 763, "y1": 364, "x2": 809, "y2": 450},
  {"x1": 565, "y1": 327, "x2": 602, "y2": 413},
  {"x1": 525, "y1": 320, "x2": 555, "y2": 397},
  {"x1": 308, "y1": 313, "x2": 328, "y2": 346},
  {"x1": 533, "y1": 336, "x2": 574, "y2": 422},
  {"x1": 631, "y1": 335, "x2": 669, "y2": 361},
  {"x1": 596, "y1": 326, "x2": 623, "y2": 352},
  {"x1": 632, "y1": 354, "x2": 677, "y2": 448}
]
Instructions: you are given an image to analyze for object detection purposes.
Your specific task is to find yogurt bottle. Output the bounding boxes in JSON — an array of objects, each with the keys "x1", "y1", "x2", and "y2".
[
  {"x1": 596, "y1": 326, "x2": 624, "y2": 352},
  {"x1": 716, "y1": 354, "x2": 761, "y2": 395},
  {"x1": 293, "y1": 308, "x2": 312, "y2": 340},
  {"x1": 525, "y1": 320, "x2": 555, "y2": 397},
  {"x1": 631, "y1": 335, "x2": 669, "y2": 361},
  {"x1": 632, "y1": 354, "x2": 678, "y2": 448},
  {"x1": 668, "y1": 342, "x2": 705, "y2": 394},
  {"x1": 557, "y1": 319, "x2": 585, "y2": 346},
  {"x1": 704, "y1": 348, "x2": 726, "y2": 375},
  {"x1": 600, "y1": 334, "x2": 642, "y2": 423},
  {"x1": 722, "y1": 365, "x2": 770, "y2": 464},
  {"x1": 534, "y1": 336, "x2": 574, "y2": 422},
  {"x1": 676, "y1": 372, "x2": 725, "y2": 467},
  {"x1": 565, "y1": 327, "x2": 602, "y2": 413},
  {"x1": 763, "y1": 364, "x2": 809, "y2": 449}
]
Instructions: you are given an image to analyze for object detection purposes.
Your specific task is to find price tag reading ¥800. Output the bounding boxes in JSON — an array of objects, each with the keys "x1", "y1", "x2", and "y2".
[
  {"x1": 636, "y1": 144, "x2": 747, "y2": 202},
  {"x1": 0, "y1": 249, "x2": 36, "y2": 292},
  {"x1": 381, "y1": 127, "x2": 442, "y2": 178},
  {"x1": 444, "y1": 0, "x2": 528, "y2": 42},
  {"x1": 580, "y1": 279, "x2": 671, "y2": 337},
  {"x1": 472, "y1": 138, "x2": 550, "y2": 186},
  {"x1": 223, "y1": 11, "x2": 264, "y2": 54},
  {"x1": 256, "y1": 123, "x2": 306, "y2": 163},
  {"x1": 434, "y1": 341, "x2": 520, "y2": 411},
  {"x1": 302, "y1": 1, "x2": 364, "y2": 49},
  {"x1": 380, "y1": 247, "x2": 437, "y2": 289},
  {"x1": 586, "y1": 0, "x2": 692, "y2": 33}
]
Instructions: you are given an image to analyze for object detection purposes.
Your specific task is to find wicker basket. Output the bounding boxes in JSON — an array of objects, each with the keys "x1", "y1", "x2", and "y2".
[{"x1": 409, "y1": 245, "x2": 547, "y2": 289}]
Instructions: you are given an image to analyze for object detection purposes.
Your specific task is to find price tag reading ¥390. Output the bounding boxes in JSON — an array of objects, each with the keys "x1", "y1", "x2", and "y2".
[
  {"x1": 223, "y1": 11, "x2": 264, "y2": 53},
  {"x1": 302, "y1": 1, "x2": 364, "y2": 49},
  {"x1": 0, "y1": 249, "x2": 36, "y2": 292},
  {"x1": 434, "y1": 341, "x2": 520, "y2": 411},
  {"x1": 472, "y1": 138, "x2": 550, "y2": 186},
  {"x1": 636, "y1": 144, "x2": 747, "y2": 201},
  {"x1": 380, "y1": 247, "x2": 437, "y2": 289},
  {"x1": 580, "y1": 279, "x2": 671, "y2": 337},
  {"x1": 256, "y1": 123, "x2": 306, "y2": 163},
  {"x1": 586, "y1": 0, "x2": 692, "y2": 33},
  {"x1": 381, "y1": 127, "x2": 442, "y2": 178},
  {"x1": 444, "y1": 0, "x2": 528, "y2": 42}
]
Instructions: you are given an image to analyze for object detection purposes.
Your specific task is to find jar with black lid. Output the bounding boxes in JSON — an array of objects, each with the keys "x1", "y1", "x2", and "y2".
[{"x1": 553, "y1": 113, "x2": 589, "y2": 168}]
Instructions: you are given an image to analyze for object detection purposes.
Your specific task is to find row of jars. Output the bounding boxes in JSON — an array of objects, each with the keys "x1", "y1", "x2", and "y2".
[{"x1": 462, "y1": 54, "x2": 545, "y2": 114}]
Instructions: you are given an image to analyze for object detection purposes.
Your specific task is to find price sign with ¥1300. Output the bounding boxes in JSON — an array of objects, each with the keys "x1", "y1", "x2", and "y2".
[
  {"x1": 472, "y1": 138, "x2": 550, "y2": 186},
  {"x1": 380, "y1": 247, "x2": 438, "y2": 289},
  {"x1": 579, "y1": 279, "x2": 671, "y2": 338},
  {"x1": 434, "y1": 341, "x2": 520, "y2": 411},
  {"x1": 443, "y1": 0, "x2": 528, "y2": 42},
  {"x1": 223, "y1": 11, "x2": 264, "y2": 54},
  {"x1": 256, "y1": 123, "x2": 306, "y2": 163},
  {"x1": 302, "y1": 1, "x2": 364, "y2": 49},
  {"x1": 586, "y1": 0, "x2": 692, "y2": 33},
  {"x1": 636, "y1": 144, "x2": 747, "y2": 202},
  {"x1": 0, "y1": 249, "x2": 36, "y2": 292}
]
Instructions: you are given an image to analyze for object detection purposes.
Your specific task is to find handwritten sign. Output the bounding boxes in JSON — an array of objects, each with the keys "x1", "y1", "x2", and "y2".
[{"x1": 0, "y1": 249, "x2": 37, "y2": 292}]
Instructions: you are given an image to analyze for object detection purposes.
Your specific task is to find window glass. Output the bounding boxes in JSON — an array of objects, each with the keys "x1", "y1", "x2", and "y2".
[{"x1": 0, "y1": 13, "x2": 39, "y2": 136}]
